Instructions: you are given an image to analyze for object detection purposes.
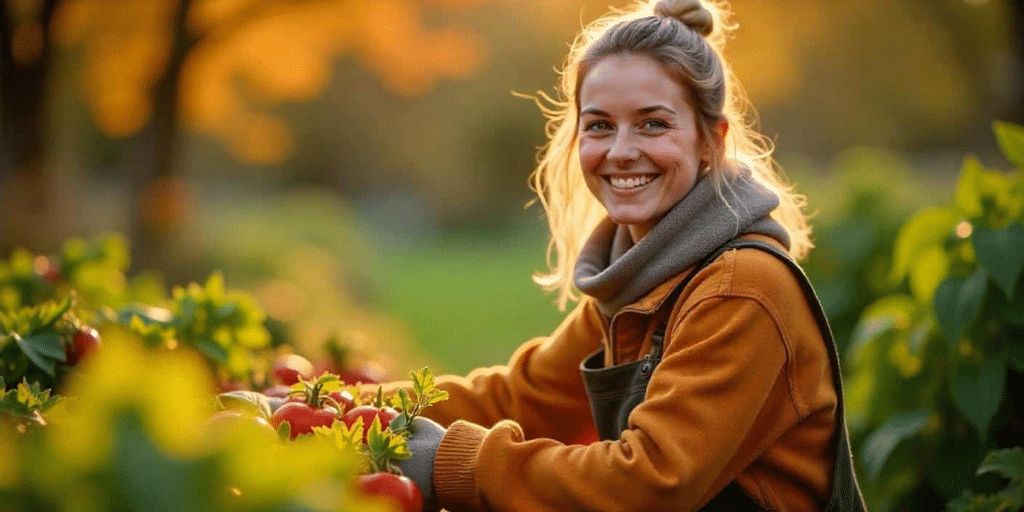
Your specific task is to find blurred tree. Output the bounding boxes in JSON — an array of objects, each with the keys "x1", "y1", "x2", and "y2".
[
  {"x1": 727, "y1": 0, "x2": 1020, "y2": 152},
  {"x1": 0, "y1": 0, "x2": 61, "y2": 255},
  {"x1": 44, "y1": 0, "x2": 487, "y2": 272}
]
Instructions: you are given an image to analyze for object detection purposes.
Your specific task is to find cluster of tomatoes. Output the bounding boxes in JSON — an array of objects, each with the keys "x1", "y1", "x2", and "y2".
[
  {"x1": 213, "y1": 354, "x2": 425, "y2": 512},
  {"x1": 263, "y1": 354, "x2": 397, "y2": 440}
]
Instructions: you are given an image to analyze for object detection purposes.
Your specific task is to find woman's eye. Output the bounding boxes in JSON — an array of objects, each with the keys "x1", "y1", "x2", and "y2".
[
  {"x1": 584, "y1": 120, "x2": 612, "y2": 132},
  {"x1": 642, "y1": 119, "x2": 668, "y2": 130}
]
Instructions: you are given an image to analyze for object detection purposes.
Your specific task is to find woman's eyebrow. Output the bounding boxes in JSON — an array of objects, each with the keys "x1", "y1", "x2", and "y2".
[
  {"x1": 636, "y1": 105, "x2": 676, "y2": 116},
  {"x1": 579, "y1": 105, "x2": 677, "y2": 117}
]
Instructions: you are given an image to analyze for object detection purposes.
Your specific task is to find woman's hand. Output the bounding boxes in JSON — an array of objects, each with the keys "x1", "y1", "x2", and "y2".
[{"x1": 395, "y1": 416, "x2": 447, "y2": 508}]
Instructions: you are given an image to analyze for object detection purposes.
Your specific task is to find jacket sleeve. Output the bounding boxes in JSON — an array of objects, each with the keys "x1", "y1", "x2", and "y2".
[
  {"x1": 432, "y1": 295, "x2": 798, "y2": 512},
  {"x1": 372, "y1": 298, "x2": 605, "y2": 443}
]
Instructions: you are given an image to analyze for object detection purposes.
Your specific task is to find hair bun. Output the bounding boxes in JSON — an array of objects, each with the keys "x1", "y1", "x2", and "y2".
[{"x1": 653, "y1": 0, "x2": 714, "y2": 36}]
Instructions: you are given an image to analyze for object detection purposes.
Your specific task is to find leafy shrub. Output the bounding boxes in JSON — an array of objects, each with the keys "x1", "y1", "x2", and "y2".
[
  {"x1": 802, "y1": 147, "x2": 926, "y2": 354},
  {"x1": 845, "y1": 122, "x2": 1024, "y2": 511},
  {"x1": 0, "y1": 329, "x2": 381, "y2": 512},
  {"x1": 0, "y1": 236, "x2": 272, "y2": 391},
  {"x1": 947, "y1": 447, "x2": 1024, "y2": 512}
]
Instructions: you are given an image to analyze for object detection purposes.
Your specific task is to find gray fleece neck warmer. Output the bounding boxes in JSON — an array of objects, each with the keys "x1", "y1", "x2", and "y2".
[{"x1": 573, "y1": 169, "x2": 791, "y2": 316}]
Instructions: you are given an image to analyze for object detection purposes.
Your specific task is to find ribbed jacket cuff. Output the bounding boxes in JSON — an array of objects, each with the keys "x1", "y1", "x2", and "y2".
[{"x1": 434, "y1": 420, "x2": 487, "y2": 511}]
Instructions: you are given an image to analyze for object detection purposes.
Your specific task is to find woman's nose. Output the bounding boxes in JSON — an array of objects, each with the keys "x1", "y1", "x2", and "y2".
[{"x1": 607, "y1": 132, "x2": 639, "y2": 166}]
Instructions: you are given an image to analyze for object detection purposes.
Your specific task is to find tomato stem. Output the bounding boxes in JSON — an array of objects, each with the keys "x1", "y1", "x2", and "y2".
[
  {"x1": 321, "y1": 395, "x2": 343, "y2": 417},
  {"x1": 307, "y1": 381, "x2": 322, "y2": 407}
]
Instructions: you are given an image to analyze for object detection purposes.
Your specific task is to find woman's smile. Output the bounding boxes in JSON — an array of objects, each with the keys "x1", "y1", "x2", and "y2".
[{"x1": 605, "y1": 174, "x2": 660, "y2": 190}]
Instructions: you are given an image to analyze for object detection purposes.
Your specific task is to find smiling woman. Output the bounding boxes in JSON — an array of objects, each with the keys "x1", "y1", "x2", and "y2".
[
  {"x1": 577, "y1": 53, "x2": 718, "y2": 242},
  {"x1": 364, "y1": 1, "x2": 867, "y2": 510}
]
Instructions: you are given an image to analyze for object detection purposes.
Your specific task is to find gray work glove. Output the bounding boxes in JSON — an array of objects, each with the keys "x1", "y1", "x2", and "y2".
[{"x1": 394, "y1": 416, "x2": 446, "y2": 508}]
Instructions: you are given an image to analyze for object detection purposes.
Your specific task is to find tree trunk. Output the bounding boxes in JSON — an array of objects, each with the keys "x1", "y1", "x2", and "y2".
[
  {"x1": 125, "y1": 0, "x2": 196, "y2": 278},
  {"x1": 0, "y1": 0, "x2": 61, "y2": 255}
]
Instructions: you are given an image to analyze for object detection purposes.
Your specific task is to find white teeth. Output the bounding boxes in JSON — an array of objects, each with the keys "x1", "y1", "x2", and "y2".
[{"x1": 609, "y1": 175, "x2": 654, "y2": 189}]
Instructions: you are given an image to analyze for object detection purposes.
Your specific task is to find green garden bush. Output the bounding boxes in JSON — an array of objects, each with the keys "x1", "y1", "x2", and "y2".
[{"x1": 845, "y1": 122, "x2": 1024, "y2": 511}]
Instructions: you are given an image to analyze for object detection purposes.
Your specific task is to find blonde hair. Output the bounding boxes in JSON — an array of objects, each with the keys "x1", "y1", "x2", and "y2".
[{"x1": 528, "y1": 0, "x2": 813, "y2": 310}]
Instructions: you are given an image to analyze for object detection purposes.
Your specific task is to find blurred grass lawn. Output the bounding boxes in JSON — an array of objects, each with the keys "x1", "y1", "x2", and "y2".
[
  {"x1": 197, "y1": 188, "x2": 565, "y2": 377},
  {"x1": 368, "y1": 225, "x2": 566, "y2": 376}
]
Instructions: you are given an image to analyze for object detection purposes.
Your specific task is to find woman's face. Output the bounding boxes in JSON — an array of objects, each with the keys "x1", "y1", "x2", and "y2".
[{"x1": 578, "y1": 53, "x2": 712, "y2": 242}]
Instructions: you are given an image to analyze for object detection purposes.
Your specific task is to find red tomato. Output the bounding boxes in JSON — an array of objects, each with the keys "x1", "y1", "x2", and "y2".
[
  {"x1": 271, "y1": 354, "x2": 314, "y2": 385},
  {"x1": 356, "y1": 473, "x2": 423, "y2": 512},
  {"x1": 342, "y1": 405, "x2": 399, "y2": 442},
  {"x1": 312, "y1": 360, "x2": 339, "y2": 377},
  {"x1": 65, "y1": 327, "x2": 101, "y2": 366},
  {"x1": 328, "y1": 390, "x2": 355, "y2": 414},
  {"x1": 216, "y1": 380, "x2": 246, "y2": 393},
  {"x1": 270, "y1": 402, "x2": 338, "y2": 439},
  {"x1": 338, "y1": 362, "x2": 386, "y2": 385}
]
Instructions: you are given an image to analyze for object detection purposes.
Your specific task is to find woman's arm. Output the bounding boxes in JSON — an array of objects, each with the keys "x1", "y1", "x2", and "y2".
[{"x1": 370, "y1": 298, "x2": 605, "y2": 443}]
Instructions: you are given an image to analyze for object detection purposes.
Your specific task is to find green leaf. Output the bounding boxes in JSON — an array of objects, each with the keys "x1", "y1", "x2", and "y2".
[
  {"x1": 205, "y1": 272, "x2": 226, "y2": 300},
  {"x1": 977, "y1": 447, "x2": 1024, "y2": 481},
  {"x1": 23, "y1": 332, "x2": 66, "y2": 361},
  {"x1": 426, "y1": 391, "x2": 449, "y2": 406},
  {"x1": 945, "y1": 490, "x2": 975, "y2": 512},
  {"x1": 994, "y1": 121, "x2": 1024, "y2": 169},
  {"x1": 388, "y1": 414, "x2": 410, "y2": 433},
  {"x1": 1007, "y1": 342, "x2": 1024, "y2": 373},
  {"x1": 910, "y1": 246, "x2": 952, "y2": 304},
  {"x1": 951, "y1": 356, "x2": 1007, "y2": 439},
  {"x1": 890, "y1": 207, "x2": 959, "y2": 285},
  {"x1": 37, "y1": 296, "x2": 73, "y2": 331},
  {"x1": 366, "y1": 415, "x2": 385, "y2": 451},
  {"x1": 396, "y1": 389, "x2": 411, "y2": 414},
  {"x1": 116, "y1": 305, "x2": 172, "y2": 327},
  {"x1": 908, "y1": 317, "x2": 933, "y2": 354},
  {"x1": 956, "y1": 157, "x2": 987, "y2": 219},
  {"x1": 194, "y1": 337, "x2": 228, "y2": 363},
  {"x1": 173, "y1": 296, "x2": 197, "y2": 330},
  {"x1": 15, "y1": 332, "x2": 63, "y2": 376},
  {"x1": 277, "y1": 420, "x2": 291, "y2": 441},
  {"x1": 860, "y1": 409, "x2": 930, "y2": 481},
  {"x1": 933, "y1": 269, "x2": 988, "y2": 348},
  {"x1": 972, "y1": 223, "x2": 1024, "y2": 298},
  {"x1": 214, "y1": 303, "x2": 238, "y2": 320},
  {"x1": 849, "y1": 313, "x2": 899, "y2": 352},
  {"x1": 848, "y1": 295, "x2": 917, "y2": 356},
  {"x1": 946, "y1": 490, "x2": 1019, "y2": 512},
  {"x1": 411, "y1": 367, "x2": 436, "y2": 396},
  {"x1": 993, "y1": 280, "x2": 1024, "y2": 327}
]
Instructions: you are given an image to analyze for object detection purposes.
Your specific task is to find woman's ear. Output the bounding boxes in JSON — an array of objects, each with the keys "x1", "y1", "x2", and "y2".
[
  {"x1": 716, "y1": 120, "x2": 729, "y2": 145},
  {"x1": 700, "y1": 120, "x2": 729, "y2": 162}
]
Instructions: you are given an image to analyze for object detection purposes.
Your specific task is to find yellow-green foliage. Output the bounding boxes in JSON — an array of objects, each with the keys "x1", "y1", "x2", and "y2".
[
  {"x1": 0, "y1": 329, "x2": 387, "y2": 512},
  {"x1": 846, "y1": 122, "x2": 1024, "y2": 511}
]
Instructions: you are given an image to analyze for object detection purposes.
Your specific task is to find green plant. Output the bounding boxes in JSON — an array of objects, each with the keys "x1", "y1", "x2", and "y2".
[
  {"x1": 846, "y1": 122, "x2": 1024, "y2": 511},
  {"x1": 801, "y1": 147, "x2": 925, "y2": 354},
  {"x1": 947, "y1": 447, "x2": 1024, "y2": 512},
  {"x1": 115, "y1": 271, "x2": 272, "y2": 382},
  {"x1": 0, "y1": 330, "x2": 379, "y2": 512},
  {"x1": 1, "y1": 237, "x2": 273, "y2": 390}
]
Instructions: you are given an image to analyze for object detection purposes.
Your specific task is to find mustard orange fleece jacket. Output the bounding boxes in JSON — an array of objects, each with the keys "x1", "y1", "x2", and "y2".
[{"x1": 375, "y1": 235, "x2": 838, "y2": 511}]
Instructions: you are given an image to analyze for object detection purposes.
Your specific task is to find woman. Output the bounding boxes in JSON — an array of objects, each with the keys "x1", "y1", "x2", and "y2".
[{"x1": 376, "y1": 0, "x2": 867, "y2": 509}]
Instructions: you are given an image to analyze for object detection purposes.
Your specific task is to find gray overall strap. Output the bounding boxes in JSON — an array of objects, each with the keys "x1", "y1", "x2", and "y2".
[{"x1": 718, "y1": 238, "x2": 867, "y2": 512}]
